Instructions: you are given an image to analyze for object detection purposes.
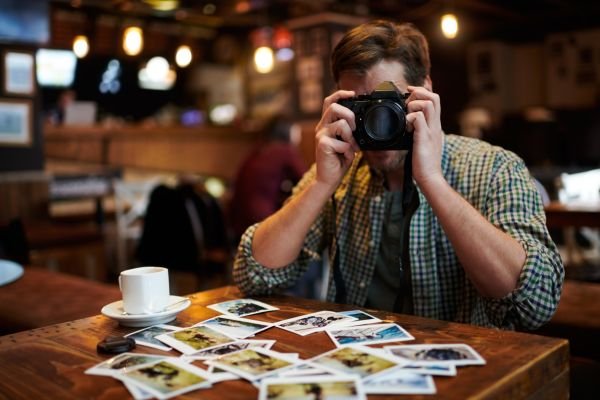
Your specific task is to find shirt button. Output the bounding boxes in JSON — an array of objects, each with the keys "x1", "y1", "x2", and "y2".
[
  {"x1": 359, "y1": 281, "x2": 366, "y2": 288},
  {"x1": 374, "y1": 196, "x2": 381, "y2": 203},
  {"x1": 369, "y1": 240, "x2": 375, "y2": 247}
]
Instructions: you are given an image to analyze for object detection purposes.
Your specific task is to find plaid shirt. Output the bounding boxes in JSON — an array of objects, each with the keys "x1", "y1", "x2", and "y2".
[{"x1": 233, "y1": 135, "x2": 564, "y2": 330}]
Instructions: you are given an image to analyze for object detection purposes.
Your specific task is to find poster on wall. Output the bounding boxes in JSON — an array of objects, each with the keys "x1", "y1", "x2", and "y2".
[
  {"x1": 4, "y1": 51, "x2": 35, "y2": 96},
  {"x1": 0, "y1": 99, "x2": 32, "y2": 146}
]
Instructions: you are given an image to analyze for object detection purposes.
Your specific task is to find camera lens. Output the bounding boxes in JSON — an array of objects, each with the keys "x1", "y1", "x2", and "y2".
[{"x1": 364, "y1": 103, "x2": 405, "y2": 142}]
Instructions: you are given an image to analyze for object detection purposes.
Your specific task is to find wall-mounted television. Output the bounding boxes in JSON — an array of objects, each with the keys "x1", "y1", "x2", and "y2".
[
  {"x1": 0, "y1": 0, "x2": 49, "y2": 45},
  {"x1": 36, "y1": 49, "x2": 77, "y2": 87}
]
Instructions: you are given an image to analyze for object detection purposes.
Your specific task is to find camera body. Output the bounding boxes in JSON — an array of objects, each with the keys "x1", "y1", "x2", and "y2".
[{"x1": 338, "y1": 81, "x2": 411, "y2": 150}]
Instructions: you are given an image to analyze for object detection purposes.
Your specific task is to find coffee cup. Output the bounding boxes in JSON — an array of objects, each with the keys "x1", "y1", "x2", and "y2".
[{"x1": 118, "y1": 266, "x2": 170, "y2": 314}]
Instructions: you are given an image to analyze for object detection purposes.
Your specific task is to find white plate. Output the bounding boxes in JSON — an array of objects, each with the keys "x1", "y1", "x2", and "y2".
[
  {"x1": 0, "y1": 259, "x2": 24, "y2": 287},
  {"x1": 101, "y1": 295, "x2": 191, "y2": 327}
]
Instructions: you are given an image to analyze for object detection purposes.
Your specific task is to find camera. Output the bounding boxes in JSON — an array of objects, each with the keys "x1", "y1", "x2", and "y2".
[{"x1": 338, "y1": 81, "x2": 411, "y2": 150}]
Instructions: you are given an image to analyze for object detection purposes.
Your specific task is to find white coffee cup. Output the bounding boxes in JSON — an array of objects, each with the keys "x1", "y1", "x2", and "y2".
[{"x1": 118, "y1": 266, "x2": 170, "y2": 314}]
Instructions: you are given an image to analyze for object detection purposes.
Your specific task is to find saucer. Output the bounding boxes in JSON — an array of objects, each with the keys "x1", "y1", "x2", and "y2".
[
  {"x1": 0, "y1": 260, "x2": 24, "y2": 287},
  {"x1": 101, "y1": 295, "x2": 191, "y2": 327}
]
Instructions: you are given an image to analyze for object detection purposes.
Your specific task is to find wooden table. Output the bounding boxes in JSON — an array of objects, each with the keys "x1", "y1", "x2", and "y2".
[
  {"x1": 545, "y1": 201, "x2": 600, "y2": 228},
  {"x1": 0, "y1": 267, "x2": 120, "y2": 335},
  {"x1": 0, "y1": 286, "x2": 569, "y2": 399}
]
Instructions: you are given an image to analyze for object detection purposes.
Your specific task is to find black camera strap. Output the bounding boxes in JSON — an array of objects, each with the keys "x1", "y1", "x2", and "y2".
[{"x1": 393, "y1": 149, "x2": 419, "y2": 313}]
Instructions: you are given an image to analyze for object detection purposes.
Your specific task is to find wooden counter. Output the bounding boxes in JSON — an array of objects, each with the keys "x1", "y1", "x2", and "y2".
[{"x1": 44, "y1": 125, "x2": 261, "y2": 180}]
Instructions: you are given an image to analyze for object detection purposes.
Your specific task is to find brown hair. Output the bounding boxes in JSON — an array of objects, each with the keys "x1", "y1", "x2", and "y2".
[{"x1": 331, "y1": 20, "x2": 430, "y2": 86}]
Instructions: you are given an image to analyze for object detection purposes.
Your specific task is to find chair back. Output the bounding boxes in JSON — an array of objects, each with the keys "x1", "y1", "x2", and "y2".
[{"x1": 113, "y1": 179, "x2": 159, "y2": 269}]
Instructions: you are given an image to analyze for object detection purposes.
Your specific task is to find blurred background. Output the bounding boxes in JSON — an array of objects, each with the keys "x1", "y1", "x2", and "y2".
[{"x1": 0, "y1": 2, "x2": 599, "y2": 396}]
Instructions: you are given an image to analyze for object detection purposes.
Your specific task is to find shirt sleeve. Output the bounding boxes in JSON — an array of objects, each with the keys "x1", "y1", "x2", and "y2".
[
  {"x1": 232, "y1": 165, "x2": 332, "y2": 296},
  {"x1": 482, "y1": 153, "x2": 564, "y2": 330}
]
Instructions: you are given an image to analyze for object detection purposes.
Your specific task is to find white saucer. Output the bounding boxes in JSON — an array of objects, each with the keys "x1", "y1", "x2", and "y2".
[
  {"x1": 101, "y1": 295, "x2": 191, "y2": 327},
  {"x1": 0, "y1": 259, "x2": 24, "y2": 287}
]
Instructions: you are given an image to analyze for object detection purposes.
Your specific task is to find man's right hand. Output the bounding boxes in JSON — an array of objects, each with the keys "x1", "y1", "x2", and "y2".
[{"x1": 314, "y1": 90, "x2": 361, "y2": 189}]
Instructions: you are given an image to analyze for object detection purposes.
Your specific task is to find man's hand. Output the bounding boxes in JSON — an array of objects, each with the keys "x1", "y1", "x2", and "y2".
[
  {"x1": 314, "y1": 90, "x2": 361, "y2": 189},
  {"x1": 405, "y1": 86, "x2": 444, "y2": 190}
]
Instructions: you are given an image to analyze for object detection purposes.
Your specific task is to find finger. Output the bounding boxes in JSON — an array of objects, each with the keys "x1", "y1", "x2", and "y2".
[
  {"x1": 407, "y1": 86, "x2": 441, "y2": 110},
  {"x1": 406, "y1": 99, "x2": 437, "y2": 127},
  {"x1": 406, "y1": 111, "x2": 427, "y2": 137},
  {"x1": 318, "y1": 135, "x2": 355, "y2": 158},
  {"x1": 317, "y1": 102, "x2": 357, "y2": 135},
  {"x1": 323, "y1": 90, "x2": 356, "y2": 115},
  {"x1": 316, "y1": 116, "x2": 359, "y2": 152}
]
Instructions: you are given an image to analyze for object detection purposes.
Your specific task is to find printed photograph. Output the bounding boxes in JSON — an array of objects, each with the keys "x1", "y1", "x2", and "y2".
[
  {"x1": 207, "y1": 299, "x2": 279, "y2": 317},
  {"x1": 125, "y1": 324, "x2": 179, "y2": 351},
  {"x1": 338, "y1": 310, "x2": 382, "y2": 326},
  {"x1": 122, "y1": 379, "x2": 153, "y2": 400},
  {"x1": 207, "y1": 364, "x2": 241, "y2": 383},
  {"x1": 259, "y1": 375, "x2": 365, "y2": 400},
  {"x1": 118, "y1": 359, "x2": 211, "y2": 399},
  {"x1": 326, "y1": 323, "x2": 414, "y2": 347},
  {"x1": 199, "y1": 315, "x2": 272, "y2": 339},
  {"x1": 401, "y1": 364, "x2": 457, "y2": 376},
  {"x1": 186, "y1": 339, "x2": 275, "y2": 360},
  {"x1": 363, "y1": 370, "x2": 436, "y2": 395},
  {"x1": 85, "y1": 352, "x2": 167, "y2": 376},
  {"x1": 276, "y1": 311, "x2": 356, "y2": 336},
  {"x1": 309, "y1": 345, "x2": 403, "y2": 379},
  {"x1": 278, "y1": 364, "x2": 331, "y2": 378},
  {"x1": 384, "y1": 343, "x2": 486, "y2": 366},
  {"x1": 209, "y1": 348, "x2": 296, "y2": 381},
  {"x1": 156, "y1": 325, "x2": 235, "y2": 355}
]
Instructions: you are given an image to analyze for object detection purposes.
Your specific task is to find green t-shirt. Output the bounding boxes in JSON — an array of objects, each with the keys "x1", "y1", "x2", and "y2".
[{"x1": 366, "y1": 190, "x2": 413, "y2": 313}]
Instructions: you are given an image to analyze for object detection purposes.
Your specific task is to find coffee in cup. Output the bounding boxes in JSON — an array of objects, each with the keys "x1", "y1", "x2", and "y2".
[{"x1": 118, "y1": 266, "x2": 170, "y2": 314}]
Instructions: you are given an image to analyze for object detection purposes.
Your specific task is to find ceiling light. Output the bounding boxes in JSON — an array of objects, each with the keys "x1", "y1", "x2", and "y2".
[
  {"x1": 123, "y1": 26, "x2": 143, "y2": 56},
  {"x1": 254, "y1": 46, "x2": 274, "y2": 74},
  {"x1": 441, "y1": 13, "x2": 459, "y2": 39},
  {"x1": 175, "y1": 45, "x2": 192, "y2": 67},
  {"x1": 72, "y1": 35, "x2": 89, "y2": 58},
  {"x1": 144, "y1": 0, "x2": 179, "y2": 12}
]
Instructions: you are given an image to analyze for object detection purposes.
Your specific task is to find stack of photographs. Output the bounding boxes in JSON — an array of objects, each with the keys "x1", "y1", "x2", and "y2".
[{"x1": 84, "y1": 296, "x2": 489, "y2": 398}]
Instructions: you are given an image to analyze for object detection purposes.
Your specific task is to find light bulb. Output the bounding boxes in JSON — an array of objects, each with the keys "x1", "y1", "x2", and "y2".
[
  {"x1": 441, "y1": 13, "x2": 459, "y2": 39},
  {"x1": 254, "y1": 46, "x2": 274, "y2": 74},
  {"x1": 175, "y1": 45, "x2": 192, "y2": 67},
  {"x1": 72, "y1": 35, "x2": 89, "y2": 58},
  {"x1": 123, "y1": 26, "x2": 143, "y2": 56}
]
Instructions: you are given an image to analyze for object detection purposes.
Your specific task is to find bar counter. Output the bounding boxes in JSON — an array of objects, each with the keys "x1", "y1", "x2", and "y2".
[{"x1": 44, "y1": 124, "x2": 262, "y2": 180}]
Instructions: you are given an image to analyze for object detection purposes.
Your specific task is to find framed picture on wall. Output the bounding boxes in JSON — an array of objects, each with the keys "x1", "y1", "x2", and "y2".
[
  {"x1": 0, "y1": 99, "x2": 32, "y2": 146},
  {"x1": 4, "y1": 51, "x2": 35, "y2": 95}
]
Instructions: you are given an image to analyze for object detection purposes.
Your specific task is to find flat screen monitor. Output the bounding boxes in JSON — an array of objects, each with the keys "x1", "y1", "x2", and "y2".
[
  {"x1": 36, "y1": 49, "x2": 77, "y2": 87},
  {"x1": 0, "y1": 0, "x2": 49, "y2": 45}
]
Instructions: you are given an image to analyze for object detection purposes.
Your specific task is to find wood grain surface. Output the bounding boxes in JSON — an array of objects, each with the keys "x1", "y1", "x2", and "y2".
[{"x1": 0, "y1": 286, "x2": 569, "y2": 399}]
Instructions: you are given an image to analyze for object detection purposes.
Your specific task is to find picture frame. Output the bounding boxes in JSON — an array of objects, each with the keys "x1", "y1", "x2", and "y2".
[
  {"x1": 0, "y1": 98, "x2": 33, "y2": 147},
  {"x1": 3, "y1": 51, "x2": 35, "y2": 95}
]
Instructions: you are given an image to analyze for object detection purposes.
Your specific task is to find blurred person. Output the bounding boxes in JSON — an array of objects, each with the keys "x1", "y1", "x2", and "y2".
[
  {"x1": 233, "y1": 20, "x2": 564, "y2": 330},
  {"x1": 228, "y1": 115, "x2": 307, "y2": 244},
  {"x1": 47, "y1": 89, "x2": 76, "y2": 125}
]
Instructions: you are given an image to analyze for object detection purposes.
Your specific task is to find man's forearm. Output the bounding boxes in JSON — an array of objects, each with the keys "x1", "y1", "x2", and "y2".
[
  {"x1": 252, "y1": 179, "x2": 336, "y2": 268},
  {"x1": 420, "y1": 176, "x2": 526, "y2": 298}
]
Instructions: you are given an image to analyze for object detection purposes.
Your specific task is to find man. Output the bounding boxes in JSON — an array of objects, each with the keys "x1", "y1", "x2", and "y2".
[{"x1": 233, "y1": 20, "x2": 564, "y2": 330}]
